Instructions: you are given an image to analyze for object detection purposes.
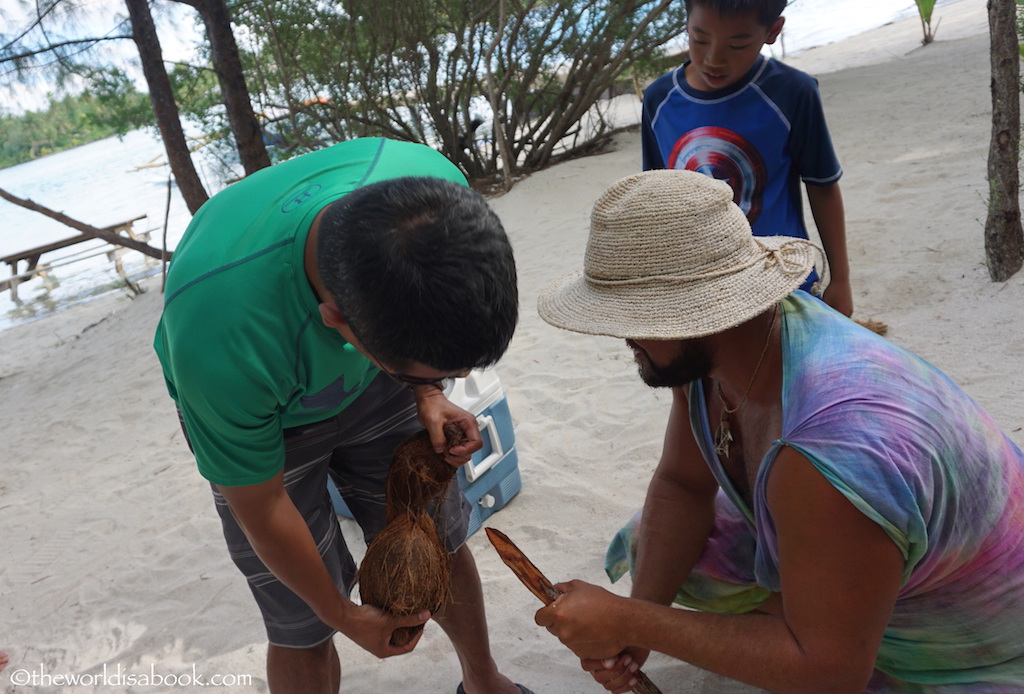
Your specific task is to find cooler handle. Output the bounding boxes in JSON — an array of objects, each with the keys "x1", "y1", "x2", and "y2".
[{"x1": 465, "y1": 413, "x2": 504, "y2": 483}]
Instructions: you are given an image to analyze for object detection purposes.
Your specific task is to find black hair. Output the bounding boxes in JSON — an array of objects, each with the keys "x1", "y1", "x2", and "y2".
[
  {"x1": 684, "y1": 0, "x2": 787, "y2": 27},
  {"x1": 317, "y1": 176, "x2": 518, "y2": 371}
]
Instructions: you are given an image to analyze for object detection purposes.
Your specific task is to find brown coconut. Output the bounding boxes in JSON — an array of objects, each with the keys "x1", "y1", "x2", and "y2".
[
  {"x1": 358, "y1": 510, "x2": 450, "y2": 646},
  {"x1": 384, "y1": 423, "x2": 466, "y2": 522}
]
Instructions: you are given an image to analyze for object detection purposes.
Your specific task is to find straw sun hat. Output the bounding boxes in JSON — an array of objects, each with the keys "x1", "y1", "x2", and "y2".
[{"x1": 537, "y1": 169, "x2": 823, "y2": 340}]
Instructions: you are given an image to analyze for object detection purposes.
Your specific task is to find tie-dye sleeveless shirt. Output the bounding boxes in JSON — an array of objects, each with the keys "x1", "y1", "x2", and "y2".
[{"x1": 608, "y1": 291, "x2": 1024, "y2": 691}]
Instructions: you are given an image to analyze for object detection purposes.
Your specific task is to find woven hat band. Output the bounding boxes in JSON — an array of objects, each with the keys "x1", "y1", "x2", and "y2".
[{"x1": 584, "y1": 237, "x2": 813, "y2": 287}]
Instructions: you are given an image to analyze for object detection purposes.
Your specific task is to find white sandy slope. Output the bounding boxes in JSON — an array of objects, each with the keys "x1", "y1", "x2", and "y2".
[{"x1": 1, "y1": 0, "x2": 1019, "y2": 691}]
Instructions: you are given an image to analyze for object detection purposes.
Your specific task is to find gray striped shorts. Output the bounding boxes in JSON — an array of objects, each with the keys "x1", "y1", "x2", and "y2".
[{"x1": 190, "y1": 373, "x2": 471, "y2": 648}]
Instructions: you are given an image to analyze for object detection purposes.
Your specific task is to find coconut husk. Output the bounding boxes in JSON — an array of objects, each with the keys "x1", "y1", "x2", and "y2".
[
  {"x1": 358, "y1": 424, "x2": 468, "y2": 646},
  {"x1": 358, "y1": 510, "x2": 450, "y2": 646},
  {"x1": 384, "y1": 423, "x2": 466, "y2": 522}
]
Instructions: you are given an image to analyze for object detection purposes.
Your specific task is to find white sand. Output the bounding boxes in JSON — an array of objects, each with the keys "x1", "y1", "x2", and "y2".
[{"x1": 2, "y1": 1, "x2": 1019, "y2": 691}]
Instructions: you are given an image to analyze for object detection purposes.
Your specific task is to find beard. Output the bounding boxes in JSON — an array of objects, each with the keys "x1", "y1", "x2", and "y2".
[{"x1": 627, "y1": 339, "x2": 713, "y2": 388}]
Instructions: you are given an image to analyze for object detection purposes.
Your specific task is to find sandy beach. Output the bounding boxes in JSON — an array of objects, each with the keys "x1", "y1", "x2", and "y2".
[{"x1": 2, "y1": 0, "x2": 1020, "y2": 691}]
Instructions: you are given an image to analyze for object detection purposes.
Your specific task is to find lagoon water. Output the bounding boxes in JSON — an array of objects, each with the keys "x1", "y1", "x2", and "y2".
[
  {"x1": 0, "y1": 0, "x2": 961, "y2": 330},
  {"x1": 0, "y1": 129, "x2": 200, "y2": 329}
]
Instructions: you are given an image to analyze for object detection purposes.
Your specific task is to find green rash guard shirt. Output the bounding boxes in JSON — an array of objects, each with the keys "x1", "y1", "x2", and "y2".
[{"x1": 153, "y1": 138, "x2": 468, "y2": 487}]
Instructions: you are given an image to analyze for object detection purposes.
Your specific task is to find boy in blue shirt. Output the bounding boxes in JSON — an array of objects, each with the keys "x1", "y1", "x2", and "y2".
[{"x1": 643, "y1": 0, "x2": 853, "y2": 316}]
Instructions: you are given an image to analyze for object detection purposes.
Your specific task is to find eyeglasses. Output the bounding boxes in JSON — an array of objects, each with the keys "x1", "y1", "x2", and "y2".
[
  {"x1": 350, "y1": 327, "x2": 471, "y2": 389},
  {"x1": 378, "y1": 366, "x2": 472, "y2": 390},
  {"x1": 362, "y1": 341, "x2": 471, "y2": 389}
]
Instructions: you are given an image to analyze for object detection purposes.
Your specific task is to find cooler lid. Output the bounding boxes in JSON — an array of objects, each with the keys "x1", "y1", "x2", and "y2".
[{"x1": 445, "y1": 367, "x2": 504, "y2": 414}]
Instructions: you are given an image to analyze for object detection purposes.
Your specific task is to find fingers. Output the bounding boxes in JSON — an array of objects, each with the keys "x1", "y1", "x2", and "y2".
[
  {"x1": 581, "y1": 654, "x2": 636, "y2": 674},
  {"x1": 582, "y1": 655, "x2": 639, "y2": 694},
  {"x1": 600, "y1": 668, "x2": 639, "y2": 694},
  {"x1": 383, "y1": 611, "x2": 430, "y2": 656},
  {"x1": 425, "y1": 420, "x2": 450, "y2": 455},
  {"x1": 415, "y1": 394, "x2": 483, "y2": 459},
  {"x1": 443, "y1": 445, "x2": 473, "y2": 467},
  {"x1": 533, "y1": 582, "x2": 581, "y2": 629},
  {"x1": 397, "y1": 610, "x2": 431, "y2": 628},
  {"x1": 439, "y1": 417, "x2": 482, "y2": 464},
  {"x1": 446, "y1": 427, "x2": 482, "y2": 459},
  {"x1": 534, "y1": 602, "x2": 555, "y2": 628}
]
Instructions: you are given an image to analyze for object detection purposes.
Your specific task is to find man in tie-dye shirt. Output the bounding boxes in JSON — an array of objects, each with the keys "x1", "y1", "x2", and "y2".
[{"x1": 535, "y1": 169, "x2": 1024, "y2": 693}]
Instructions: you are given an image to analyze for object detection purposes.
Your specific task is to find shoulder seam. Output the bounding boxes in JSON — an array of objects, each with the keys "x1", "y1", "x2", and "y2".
[{"x1": 165, "y1": 238, "x2": 294, "y2": 307}]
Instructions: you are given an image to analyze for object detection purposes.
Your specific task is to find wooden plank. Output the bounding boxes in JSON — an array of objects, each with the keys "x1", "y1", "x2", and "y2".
[
  {"x1": 0, "y1": 214, "x2": 156, "y2": 302},
  {"x1": 0, "y1": 185, "x2": 163, "y2": 259},
  {"x1": 0, "y1": 215, "x2": 149, "y2": 266},
  {"x1": 0, "y1": 235, "x2": 95, "y2": 266}
]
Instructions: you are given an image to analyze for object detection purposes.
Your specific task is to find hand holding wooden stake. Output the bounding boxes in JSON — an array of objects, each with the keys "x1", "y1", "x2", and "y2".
[{"x1": 485, "y1": 528, "x2": 663, "y2": 694}]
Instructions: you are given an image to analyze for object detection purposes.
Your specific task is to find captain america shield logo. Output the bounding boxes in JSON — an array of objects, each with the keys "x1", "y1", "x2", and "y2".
[{"x1": 668, "y1": 126, "x2": 767, "y2": 225}]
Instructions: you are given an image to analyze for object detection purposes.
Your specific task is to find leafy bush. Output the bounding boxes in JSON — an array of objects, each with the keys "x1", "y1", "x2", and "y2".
[{"x1": 219, "y1": 0, "x2": 687, "y2": 183}]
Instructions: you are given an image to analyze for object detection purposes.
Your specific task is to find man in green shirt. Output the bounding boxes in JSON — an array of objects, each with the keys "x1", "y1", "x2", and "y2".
[{"x1": 154, "y1": 138, "x2": 528, "y2": 694}]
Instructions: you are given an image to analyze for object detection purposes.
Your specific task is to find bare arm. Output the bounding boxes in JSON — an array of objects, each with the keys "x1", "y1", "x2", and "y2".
[
  {"x1": 630, "y1": 386, "x2": 720, "y2": 605},
  {"x1": 217, "y1": 473, "x2": 430, "y2": 658},
  {"x1": 806, "y1": 182, "x2": 853, "y2": 317},
  {"x1": 571, "y1": 386, "x2": 721, "y2": 691},
  {"x1": 538, "y1": 446, "x2": 904, "y2": 694}
]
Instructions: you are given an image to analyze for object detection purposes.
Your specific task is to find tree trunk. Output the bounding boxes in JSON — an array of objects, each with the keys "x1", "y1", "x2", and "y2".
[
  {"x1": 124, "y1": 0, "x2": 209, "y2": 215},
  {"x1": 178, "y1": 0, "x2": 272, "y2": 176},
  {"x1": 984, "y1": 0, "x2": 1024, "y2": 281},
  {"x1": 483, "y1": 0, "x2": 515, "y2": 192}
]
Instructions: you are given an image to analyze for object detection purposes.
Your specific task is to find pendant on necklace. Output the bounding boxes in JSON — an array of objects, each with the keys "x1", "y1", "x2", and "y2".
[{"x1": 714, "y1": 411, "x2": 734, "y2": 458}]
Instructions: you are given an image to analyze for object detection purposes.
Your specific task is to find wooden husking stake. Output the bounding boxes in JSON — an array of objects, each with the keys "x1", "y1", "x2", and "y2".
[{"x1": 485, "y1": 528, "x2": 663, "y2": 694}]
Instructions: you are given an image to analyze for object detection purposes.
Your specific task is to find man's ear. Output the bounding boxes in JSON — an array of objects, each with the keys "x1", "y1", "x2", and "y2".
[
  {"x1": 765, "y1": 16, "x2": 785, "y2": 44},
  {"x1": 318, "y1": 301, "x2": 347, "y2": 329}
]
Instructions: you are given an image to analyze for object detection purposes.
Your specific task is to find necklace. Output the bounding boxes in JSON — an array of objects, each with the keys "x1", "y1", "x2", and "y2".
[{"x1": 714, "y1": 305, "x2": 779, "y2": 458}]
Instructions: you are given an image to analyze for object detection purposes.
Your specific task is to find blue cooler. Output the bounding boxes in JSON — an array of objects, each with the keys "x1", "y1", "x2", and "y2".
[{"x1": 329, "y1": 368, "x2": 522, "y2": 536}]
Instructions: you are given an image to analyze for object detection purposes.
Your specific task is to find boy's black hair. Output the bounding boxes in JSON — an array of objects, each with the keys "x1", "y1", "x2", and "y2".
[
  {"x1": 317, "y1": 176, "x2": 518, "y2": 372},
  {"x1": 684, "y1": 0, "x2": 787, "y2": 27}
]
